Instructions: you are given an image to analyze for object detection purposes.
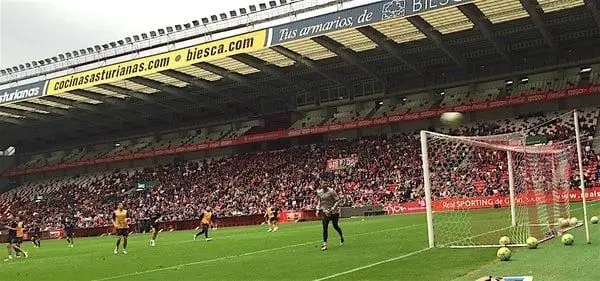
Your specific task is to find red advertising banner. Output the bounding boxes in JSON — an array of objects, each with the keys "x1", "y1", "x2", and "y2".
[
  {"x1": 5, "y1": 85, "x2": 600, "y2": 177},
  {"x1": 384, "y1": 187, "x2": 600, "y2": 215}
]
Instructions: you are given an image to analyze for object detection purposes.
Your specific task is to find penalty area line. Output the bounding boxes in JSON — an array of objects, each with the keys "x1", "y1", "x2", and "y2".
[
  {"x1": 312, "y1": 248, "x2": 431, "y2": 281},
  {"x1": 91, "y1": 224, "x2": 420, "y2": 281}
]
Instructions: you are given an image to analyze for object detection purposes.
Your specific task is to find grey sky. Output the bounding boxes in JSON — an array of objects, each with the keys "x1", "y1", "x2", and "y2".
[{"x1": 0, "y1": 0, "x2": 256, "y2": 68}]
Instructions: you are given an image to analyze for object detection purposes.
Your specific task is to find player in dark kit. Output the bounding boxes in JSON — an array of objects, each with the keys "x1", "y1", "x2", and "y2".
[
  {"x1": 148, "y1": 209, "x2": 162, "y2": 247},
  {"x1": 316, "y1": 175, "x2": 344, "y2": 251},
  {"x1": 63, "y1": 217, "x2": 76, "y2": 248},
  {"x1": 30, "y1": 224, "x2": 42, "y2": 248},
  {"x1": 194, "y1": 207, "x2": 214, "y2": 241}
]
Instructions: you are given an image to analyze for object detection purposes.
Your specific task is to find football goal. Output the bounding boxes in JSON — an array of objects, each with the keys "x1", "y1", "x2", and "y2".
[{"x1": 420, "y1": 111, "x2": 591, "y2": 248}]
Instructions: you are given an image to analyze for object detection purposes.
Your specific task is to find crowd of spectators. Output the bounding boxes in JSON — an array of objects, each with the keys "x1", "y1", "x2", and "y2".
[{"x1": 1, "y1": 108, "x2": 599, "y2": 229}]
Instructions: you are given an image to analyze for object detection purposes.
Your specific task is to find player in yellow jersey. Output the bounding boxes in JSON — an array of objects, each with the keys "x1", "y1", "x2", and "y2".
[
  {"x1": 112, "y1": 203, "x2": 130, "y2": 254},
  {"x1": 193, "y1": 207, "x2": 214, "y2": 241},
  {"x1": 264, "y1": 204, "x2": 279, "y2": 232},
  {"x1": 6, "y1": 216, "x2": 28, "y2": 260}
]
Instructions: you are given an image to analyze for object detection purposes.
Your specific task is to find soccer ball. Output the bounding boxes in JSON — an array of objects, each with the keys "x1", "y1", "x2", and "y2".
[
  {"x1": 440, "y1": 112, "x2": 463, "y2": 125},
  {"x1": 526, "y1": 237, "x2": 538, "y2": 249},
  {"x1": 558, "y1": 218, "x2": 570, "y2": 228},
  {"x1": 569, "y1": 217, "x2": 578, "y2": 226},
  {"x1": 591, "y1": 216, "x2": 599, "y2": 224},
  {"x1": 561, "y1": 233, "x2": 574, "y2": 245},
  {"x1": 499, "y1": 236, "x2": 511, "y2": 246},
  {"x1": 496, "y1": 247, "x2": 511, "y2": 261}
]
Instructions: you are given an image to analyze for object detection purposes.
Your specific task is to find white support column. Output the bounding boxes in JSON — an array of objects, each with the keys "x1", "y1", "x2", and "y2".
[
  {"x1": 507, "y1": 151, "x2": 517, "y2": 227},
  {"x1": 574, "y1": 111, "x2": 591, "y2": 244},
  {"x1": 420, "y1": 130, "x2": 435, "y2": 248}
]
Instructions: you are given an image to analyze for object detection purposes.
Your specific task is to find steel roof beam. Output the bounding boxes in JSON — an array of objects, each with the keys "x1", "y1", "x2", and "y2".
[
  {"x1": 407, "y1": 16, "x2": 468, "y2": 69},
  {"x1": 357, "y1": 26, "x2": 425, "y2": 77},
  {"x1": 96, "y1": 84, "x2": 182, "y2": 112},
  {"x1": 231, "y1": 53, "x2": 321, "y2": 97},
  {"x1": 68, "y1": 90, "x2": 151, "y2": 124},
  {"x1": 18, "y1": 101, "x2": 114, "y2": 126},
  {"x1": 159, "y1": 69, "x2": 243, "y2": 103},
  {"x1": 0, "y1": 107, "x2": 49, "y2": 122},
  {"x1": 311, "y1": 36, "x2": 387, "y2": 85},
  {"x1": 458, "y1": 4, "x2": 514, "y2": 63},
  {"x1": 43, "y1": 93, "x2": 146, "y2": 127},
  {"x1": 0, "y1": 117, "x2": 25, "y2": 125},
  {"x1": 519, "y1": 0, "x2": 559, "y2": 52},
  {"x1": 70, "y1": 89, "x2": 125, "y2": 107},
  {"x1": 42, "y1": 96, "x2": 80, "y2": 108},
  {"x1": 270, "y1": 46, "x2": 353, "y2": 91},
  {"x1": 96, "y1": 84, "x2": 152, "y2": 102},
  {"x1": 194, "y1": 62, "x2": 293, "y2": 107},
  {"x1": 127, "y1": 76, "x2": 202, "y2": 104},
  {"x1": 585, "y1": 0, "x2": 600, "y2": 32},
  {"x1": 18, "y1": 101, "x2": 70, "y2": 116}
]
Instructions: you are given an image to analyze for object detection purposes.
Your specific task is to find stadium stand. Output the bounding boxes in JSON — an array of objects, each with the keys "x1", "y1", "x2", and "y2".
[
  {"x1": 9, "y1": 69, "x2": 597, "y2": 172},
  {"x1": 2, "y1": 101, "x2": 599, "y2": 229}
]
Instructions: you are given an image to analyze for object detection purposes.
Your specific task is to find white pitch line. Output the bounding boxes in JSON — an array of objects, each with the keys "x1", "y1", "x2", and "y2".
[
  {"x1": 312, "y1": 248, "x2": 431, "y2": 281},
  {"x1": 312, "y1": 202, "x2": 600, "y2": 281},
  {"x1": 91, "y1": 224, "x2": 420, "y2": 281}
]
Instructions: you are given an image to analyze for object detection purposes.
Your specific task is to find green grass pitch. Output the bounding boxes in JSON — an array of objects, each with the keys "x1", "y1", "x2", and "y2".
[{"x1": 2, "y1": 202, "x2": 600, "y2": 281}]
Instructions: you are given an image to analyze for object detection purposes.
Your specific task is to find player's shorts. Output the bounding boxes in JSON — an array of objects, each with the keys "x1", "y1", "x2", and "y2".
[
  {"x1": 66, "y1": 231, "x2": 75, "y2": 238},
  {"x1": 201, "y1": 223, "x2": 210, "y2": 229},
  {"x1": 11, "y1": 237, "x2": 23, "y2": 244},
  {"x1": 150, "y1": 223, "x2": 159, "y2": 231},
  {"x1": 322, "y1": 212, "x2": 340, "y2": 221},
  {"x1": 269, "y1": 216, "x2": 279, "y2": 222},
  {"x1": 116, "y1": 228, "x2": 129, "y2": 237}
]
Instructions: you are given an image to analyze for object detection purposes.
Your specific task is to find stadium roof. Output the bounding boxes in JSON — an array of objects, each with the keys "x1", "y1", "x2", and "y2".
[{"x1": 0, "y1": 0, "x2": 598, "y2": 153}]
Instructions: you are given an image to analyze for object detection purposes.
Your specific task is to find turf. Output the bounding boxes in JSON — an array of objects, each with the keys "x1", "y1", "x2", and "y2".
[{"x1": 2, "y1": 203, "x2": 600, "y2": 281}]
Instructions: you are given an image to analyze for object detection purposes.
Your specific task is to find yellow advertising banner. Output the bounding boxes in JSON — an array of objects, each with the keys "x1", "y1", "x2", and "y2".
[{"x1": 47, "y1": 30, "x2": 267, "y2": 95}]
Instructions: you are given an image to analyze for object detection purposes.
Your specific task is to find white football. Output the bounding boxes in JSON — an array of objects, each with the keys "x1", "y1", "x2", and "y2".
[
  {"x1": 441, "y1": 112, "x2": 463, "y2": 125},
  {"x1": 569, "y1": 217, "x2": 578, "y2": 226}
]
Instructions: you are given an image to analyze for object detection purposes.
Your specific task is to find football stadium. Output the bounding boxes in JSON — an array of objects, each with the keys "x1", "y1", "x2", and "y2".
[{"x1": 3, "y1": 0, "x2": 600, "y2": 280}]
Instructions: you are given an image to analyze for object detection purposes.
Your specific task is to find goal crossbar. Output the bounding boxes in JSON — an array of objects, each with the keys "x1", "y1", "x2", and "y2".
[{"x1": 422, "y1": 130, "x2": 568, "y2": 154}]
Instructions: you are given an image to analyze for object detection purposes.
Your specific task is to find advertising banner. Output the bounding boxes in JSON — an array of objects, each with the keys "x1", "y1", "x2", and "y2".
[
  {"x1": 4, "y1": 85, "x2": 600, "y2": 176},
  {"x1": 0, "y1": 80, "x2": 47, "y2": 105},
  {"x1": 46, "y1": 30, "x2": 268, "y2": 95},
  {"x1": 269, "y1": 0, "x2": 471, "y2": 45},
  {"x1": 326, "y1": 157, "x2": 359, "y2": 171},
  {"x1": 384, "y1": 187, "x2": 600, "y2": 215}
]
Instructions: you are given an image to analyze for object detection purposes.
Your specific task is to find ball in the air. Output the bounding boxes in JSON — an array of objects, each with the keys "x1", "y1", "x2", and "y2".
[
  {"x1": 569, "y1": 217, "x2": 578, "y2": 226},
  {"x1": 591, "y1": 216, "x2": 599, "y2": 224},
  {"x1": 526, "y1": 237, "x2": 538, "y2": 249},
  {"x1": 561, "y1": 233, "x2": 574, "y2": 245},
  {"x1": 496, "y1": 247, "x2": 511, "y2": 261},
  {"x1": 499, "y1": 236, "x2": 511, "y2": 246},
  {"x1": 440, "y1": 112, "x2": 463, "y2": 125}
]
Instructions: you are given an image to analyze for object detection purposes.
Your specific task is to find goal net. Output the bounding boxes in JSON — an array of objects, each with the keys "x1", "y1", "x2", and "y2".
[{"x1": 420, "y1": 129, "x2": 578, "y2": 248}]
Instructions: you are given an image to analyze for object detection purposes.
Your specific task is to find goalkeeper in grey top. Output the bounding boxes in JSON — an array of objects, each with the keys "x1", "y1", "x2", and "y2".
[{"x1": 316, "y1": 175, "x2": 345, "y2": 251}]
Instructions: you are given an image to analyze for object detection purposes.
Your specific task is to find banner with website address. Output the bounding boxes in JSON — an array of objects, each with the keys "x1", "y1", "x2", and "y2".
[
  {"x1": 383, "y1": 187, "x2": 600, "y2": 215},
  {"x1": 46, "y1": 30, "x2": 268, "y2": 96},
  {"x1": 269, "y1": 0, "x2": 472, "y2": 45},
  {"x1": 0, "y1": 80, "x2": 47, "y2": 105}
]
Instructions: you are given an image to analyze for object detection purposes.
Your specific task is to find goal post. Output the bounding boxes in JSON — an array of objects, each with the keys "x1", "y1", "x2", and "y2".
[
  {"x1": 574, "y1": 110, "x2": 591, "y2": 244},
  {"x1": 420, "y1": 129, "x2": 580, "y2": 249}
]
